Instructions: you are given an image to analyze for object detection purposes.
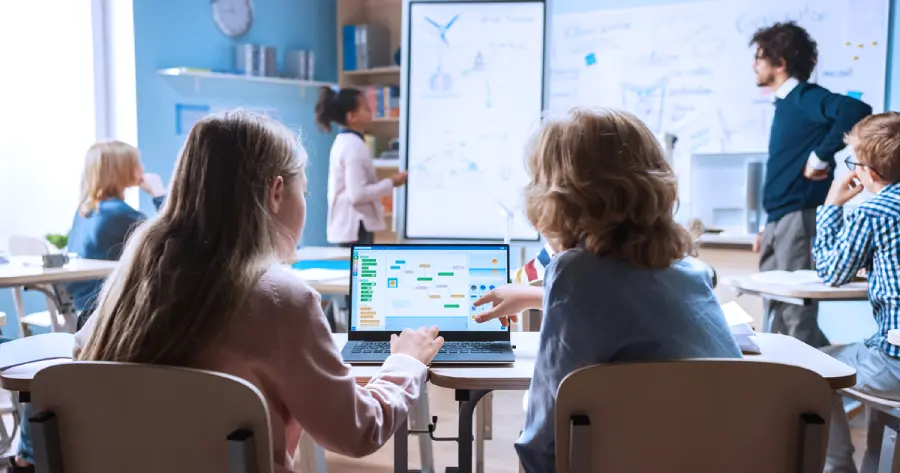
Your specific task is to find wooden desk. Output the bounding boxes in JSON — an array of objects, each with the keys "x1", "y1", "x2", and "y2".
[
  {"x1": 726, "y1": 275, "x2": 869, "y2": 306},
  {"x1": 0, "y1": 258, "x2": 118, "y2": 334},
  {"x1": 293, "y1": 246, "x2": 351, "y2": 263},
  {"x1": 307, "y1": 279, "x2": 350, "y2": 296},
  {"x1": 0, "y1": 258, "x2": 116, "y2": 289}
]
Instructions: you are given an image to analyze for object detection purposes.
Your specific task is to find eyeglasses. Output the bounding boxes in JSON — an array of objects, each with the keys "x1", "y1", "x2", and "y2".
[{"x1": 845, "y1": 156, "x2": 883, "y2": 178}]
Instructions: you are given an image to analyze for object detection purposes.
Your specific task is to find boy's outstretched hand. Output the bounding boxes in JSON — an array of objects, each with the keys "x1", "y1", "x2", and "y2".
[
  {"x1": 825, "y1": 173, "x2": 864, "y2": 206},
  {"x1": 473, "y1": 284, "x2": 544, "y2": 327}
]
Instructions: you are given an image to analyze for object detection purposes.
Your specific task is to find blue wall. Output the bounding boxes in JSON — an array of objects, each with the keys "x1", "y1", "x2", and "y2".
[
  {"x1": 134, "y1": 0, "x2": 337, "y2": 245},
  {"x1": 0, "y1": 0, "x2": 337, "y2": 336}
]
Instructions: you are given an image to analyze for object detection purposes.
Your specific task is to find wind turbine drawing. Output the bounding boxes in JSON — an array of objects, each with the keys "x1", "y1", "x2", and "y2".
[{"x1": 425, "y1": 14, "x2": 459, "y2": 44}]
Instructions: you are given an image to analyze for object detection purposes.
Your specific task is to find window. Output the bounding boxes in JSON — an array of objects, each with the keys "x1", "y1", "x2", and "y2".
[{"x1": 0, "y1": 0, "x2": 135, "y2": 252}]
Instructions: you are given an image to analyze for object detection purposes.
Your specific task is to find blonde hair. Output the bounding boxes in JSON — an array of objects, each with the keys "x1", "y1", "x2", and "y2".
[
  {"x1": 524, "y1": 108, "x2": 693, "y2": 269},
  {"x1": 845, "y1": 112, "x2": 900, "y2": 184},
  {"x1": 78, "y1": 141, "x2": 142, "y2": 216},
  {"x1": 79, "y1": 110, "x2": 306, "y2": 365}
]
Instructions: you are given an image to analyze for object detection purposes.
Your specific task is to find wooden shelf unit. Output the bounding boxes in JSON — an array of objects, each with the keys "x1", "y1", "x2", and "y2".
[{"x1": 338, "y1": 0, "x2": 404, "y2": 243}]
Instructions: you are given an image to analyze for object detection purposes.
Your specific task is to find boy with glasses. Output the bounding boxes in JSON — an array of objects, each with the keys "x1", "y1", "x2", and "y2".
[{"x1": 814, "y1": 112, "x2": 900, "y2": 473}]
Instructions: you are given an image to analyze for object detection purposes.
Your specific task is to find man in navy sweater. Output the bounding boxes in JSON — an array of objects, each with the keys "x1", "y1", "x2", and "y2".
[{"x1": 750, "y1": 22, "x2": 871, "y2": 347}]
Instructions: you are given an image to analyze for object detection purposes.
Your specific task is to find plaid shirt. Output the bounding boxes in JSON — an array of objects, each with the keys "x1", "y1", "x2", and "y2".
[{"x1": 813, "y1": 183, "x2": 900, "y2": 357}]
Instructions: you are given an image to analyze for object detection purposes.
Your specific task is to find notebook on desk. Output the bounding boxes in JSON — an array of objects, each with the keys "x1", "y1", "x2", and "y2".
[{"x1": 721, "y1": 302, "x2": 760, "y2": 355}]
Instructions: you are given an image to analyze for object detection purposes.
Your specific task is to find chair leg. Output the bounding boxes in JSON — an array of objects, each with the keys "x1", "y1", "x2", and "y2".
[
  {"x1": 298, "y1": 431, "x2": 327, "y2": 473},
  {"x1": 879, "y1": 423, "x2": 900, "y2": 473},
  {"x1": 476, "y1": 400, "x2": 485, "y2": 473},
  {"x1": 12, "y1": 287, "x2": 28, "y2": 338}
]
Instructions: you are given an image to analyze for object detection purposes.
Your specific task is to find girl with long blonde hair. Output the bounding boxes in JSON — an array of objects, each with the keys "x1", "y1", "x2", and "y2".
[
  {"x1": 74, "y1": 110, "x2": 443, "y2": 472},
  {"x1": 473, "y1": 109, "x2": 741, "y2": 473}
]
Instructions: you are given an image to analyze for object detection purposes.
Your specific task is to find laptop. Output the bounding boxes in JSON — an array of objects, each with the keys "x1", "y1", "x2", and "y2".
[{"x1": 341, "y1": 244, "x2": 516, "y2": 365}]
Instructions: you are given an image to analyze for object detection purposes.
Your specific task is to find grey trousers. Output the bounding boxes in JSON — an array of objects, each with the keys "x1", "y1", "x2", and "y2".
[
  {"x1": 759, "y1": 208, "x2": 830, "y2": 347},
  {"x1": 824, "y1": 343, "x2": 900, "y2": 473}
]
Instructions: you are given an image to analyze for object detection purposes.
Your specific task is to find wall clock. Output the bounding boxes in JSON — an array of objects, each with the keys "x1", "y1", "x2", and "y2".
[{"x1": 212, "y1": 0, "x2": 253, "y2": 38}]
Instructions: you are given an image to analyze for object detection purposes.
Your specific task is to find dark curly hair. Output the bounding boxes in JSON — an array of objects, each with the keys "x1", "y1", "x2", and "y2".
[{"x1": 750, "y1": 21, "x2": 818, "y2": 82}]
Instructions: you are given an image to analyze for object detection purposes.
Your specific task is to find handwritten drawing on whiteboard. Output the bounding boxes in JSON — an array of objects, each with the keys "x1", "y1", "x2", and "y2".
[
  {"x1": 405, "y1": 1, "x2": 545, "y2": 240},
  {"x1": 549, "y1": 0, "x2": 888, "y2": 157}
]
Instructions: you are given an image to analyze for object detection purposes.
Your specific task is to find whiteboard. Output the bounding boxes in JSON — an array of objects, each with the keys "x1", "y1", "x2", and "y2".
[
  {"x1": 549, "y1": 0, "x2": 889, "y2": 212},
  {"x1": 403, "y1": 0, "x2": 546, "y2": 240}
]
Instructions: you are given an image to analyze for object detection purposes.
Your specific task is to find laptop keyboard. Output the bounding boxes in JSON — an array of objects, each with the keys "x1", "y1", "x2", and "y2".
[{"x1": 351, "y1": 341, "x2": 504, "y2": 354}]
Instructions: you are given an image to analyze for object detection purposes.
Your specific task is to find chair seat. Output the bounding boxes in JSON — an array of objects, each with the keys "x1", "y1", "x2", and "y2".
[
  {"x1": 842, "y1": 388, "x2": 900, "y2": 417},
  {"x1": 21, "y1": 311, "x2": 67, "y2": 328}
]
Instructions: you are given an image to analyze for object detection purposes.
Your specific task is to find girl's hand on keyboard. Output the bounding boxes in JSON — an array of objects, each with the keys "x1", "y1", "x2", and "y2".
[
  {"x1": 390, "y1": 325, "x2": 444, "y2": 365},
  {"x1": 473, "y1": 284, "x2": 544, "y2": 327}
]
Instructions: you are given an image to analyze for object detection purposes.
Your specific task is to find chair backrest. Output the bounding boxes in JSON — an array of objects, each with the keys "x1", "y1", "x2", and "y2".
[
  {"x1": 8, "y1": 235, "x2": 52, "y2": 257},
  {"x1": 556, "y1": 360, "x2": 832, "y2": 473},
  {"x1": 30, "y1": 362, "x2": 275, "y2": 473}
]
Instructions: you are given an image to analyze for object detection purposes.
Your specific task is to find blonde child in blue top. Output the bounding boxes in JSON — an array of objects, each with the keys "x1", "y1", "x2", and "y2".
[
  {"x1": 475, "y1": 109, "x2": 741, "y2": 472},
  {"x1": 814, "y1": 112, "x2": 900, "y2": 473}
]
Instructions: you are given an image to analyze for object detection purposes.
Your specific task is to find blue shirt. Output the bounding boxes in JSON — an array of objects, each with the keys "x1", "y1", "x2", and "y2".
[
  {"x1": 765, "y1": 82, "x2": 871, "y2": 223},
  {"x1": 813, "y1": 184, "x2": 900, "y2": 357},
  {"x1": 66, "y1": 196, "x2": 164, "y2": 312},
  {"x1": 515, "y1": 249, "x2": 742, "y2": 472}
]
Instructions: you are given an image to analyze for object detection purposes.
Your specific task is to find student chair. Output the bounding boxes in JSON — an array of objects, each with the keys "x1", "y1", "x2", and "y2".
[
  {"x1": 28, "y1": 362, "x2": 275, "y2": 473},
  {"x1": 555, "y1": 360, "x2": 833, "y2": 473},
  {"x1": 839, "y1": 331, "x2": 900, "y2": 472},
  {"x1": 8, "y1": 236, "x2": 70, "y2": 336},
  {"x1": 0, "y1": 324, "x2": 18, "y2": 457}
]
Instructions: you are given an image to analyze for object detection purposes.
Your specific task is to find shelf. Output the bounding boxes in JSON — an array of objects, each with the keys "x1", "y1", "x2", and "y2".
[
  {"x1": 343, "y1": 66, "x2": 401, "y2": 77},
  {"x1": 371, "y1": 117, "x2": 399, "y2": 124},
  {"x1": 158, "y1": 68, "x2": 336, "y2": 88}
]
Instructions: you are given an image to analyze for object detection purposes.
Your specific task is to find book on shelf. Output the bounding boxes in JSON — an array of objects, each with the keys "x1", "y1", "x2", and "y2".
[{"x1": 362, "y1": 85, "x2": 400, "y2": 119}]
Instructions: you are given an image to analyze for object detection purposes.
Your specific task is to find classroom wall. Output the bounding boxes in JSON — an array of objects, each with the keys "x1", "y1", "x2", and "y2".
[
  {"x1": 0, "y1": 0, "x2": 338, "y2": 336},
  {"x1": 133, "y1": 0, "x2": 337, "y2": 245}
]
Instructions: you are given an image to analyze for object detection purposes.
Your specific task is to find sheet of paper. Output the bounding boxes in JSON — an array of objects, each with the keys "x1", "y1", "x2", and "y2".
[
  {"x1": 721, "y1": 302, "x2": 754, "y2": 327},
  {"x1": 291, "y1": 268, "x2": 349, "y2": 282},
  {"x1": 750, "y1": 270, "x2": 821, "y2": 285}
]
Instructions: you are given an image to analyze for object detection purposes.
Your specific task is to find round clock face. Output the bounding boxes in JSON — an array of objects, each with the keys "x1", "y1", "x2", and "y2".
[{"x1": 212, "y1": 0, "x2": 253, "y2": 38}]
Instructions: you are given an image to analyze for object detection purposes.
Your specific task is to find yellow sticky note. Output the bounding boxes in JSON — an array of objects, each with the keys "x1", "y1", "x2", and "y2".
[
  {"x1": 873, "y1": 41, "x2": 878, "y2": 46},
  {"x1": 853, "y1": 56, "x2": 859, "y2": 61},
  {"x1": 859, "y1": 44, "x2": 864, "y2": 48},
  {"x1": 846, "y1": 41, "x2": 852, "y2": 46}
]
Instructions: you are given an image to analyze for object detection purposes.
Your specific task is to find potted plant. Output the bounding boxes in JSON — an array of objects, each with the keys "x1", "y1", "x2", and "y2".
[{"x1": 45, "y1": 233, "x2": 68, "y2": 252}]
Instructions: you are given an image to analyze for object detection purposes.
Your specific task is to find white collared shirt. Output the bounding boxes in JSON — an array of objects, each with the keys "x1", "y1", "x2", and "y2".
[{"x1": 773, "y1": 77, "x2": 830, "y2": 171}]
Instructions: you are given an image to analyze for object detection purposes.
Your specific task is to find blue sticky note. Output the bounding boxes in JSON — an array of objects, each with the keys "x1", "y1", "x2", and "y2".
[
  {"x1": 848, "y1": 90, "x2": 863, "y2": 100},
  {"x1": 585, "y1": 53, "x2": 597, "y2": 66}
]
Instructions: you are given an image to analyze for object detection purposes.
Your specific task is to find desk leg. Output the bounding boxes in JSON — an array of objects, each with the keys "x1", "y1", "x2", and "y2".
[
  {"x1": 456, "y1": 389, "x2": 490, "y2": 473},
  {"x1": 26, "y1": 284, "x2": 77, "y2": 333},
  {"x1": 395, "y1": 418, "x2": 409, "y2": 473}
]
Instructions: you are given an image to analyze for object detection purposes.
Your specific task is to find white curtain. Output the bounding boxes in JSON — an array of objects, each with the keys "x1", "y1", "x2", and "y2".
[{"x1": 0, "y1": 0, "x2": 100, "y2": 252}]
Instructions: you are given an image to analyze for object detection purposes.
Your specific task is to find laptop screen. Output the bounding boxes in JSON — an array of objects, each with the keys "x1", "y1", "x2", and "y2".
[{"x1": 350, "y1": 245, "x2": 510, "y2": 332}]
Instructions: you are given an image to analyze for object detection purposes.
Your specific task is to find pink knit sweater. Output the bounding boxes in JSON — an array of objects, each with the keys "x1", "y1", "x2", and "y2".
[{"x1": 75, "y1": 265, "x2": 428, "y2": 471}]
